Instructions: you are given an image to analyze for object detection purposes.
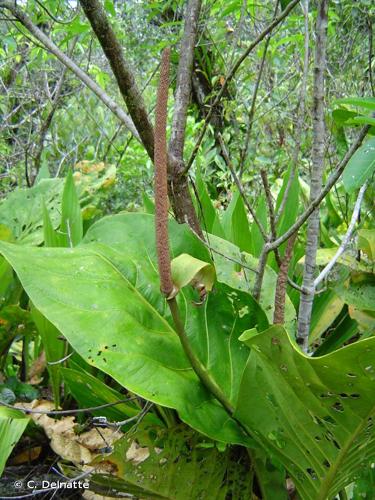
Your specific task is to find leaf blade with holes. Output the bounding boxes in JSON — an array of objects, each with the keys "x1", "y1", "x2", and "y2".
[
  {"x1": 0, "y1": 213, "x2": 268, "y2": 446},
  {"x1": 0, "y1": 179, "x2": 63, "y2": 245},
  {"x1": 235, "y1": 325, "x2": 375, "y2": 500}
]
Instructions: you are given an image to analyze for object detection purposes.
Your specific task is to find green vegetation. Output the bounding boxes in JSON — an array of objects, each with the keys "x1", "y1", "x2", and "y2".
[{"x1": 0, "y1": 0, "x2": 374, "y2": 498}]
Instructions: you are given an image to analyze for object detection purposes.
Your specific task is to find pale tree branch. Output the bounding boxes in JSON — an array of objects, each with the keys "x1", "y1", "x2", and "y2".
[
  {"x1": 314, "y1": 181, "x2": 368, "y2": 288},
  {"x1": 0, "y1": 0, "x2": 140, "y2": 140},
  {"x1": 297, "y1": 0, "x2": 329, "y2": 351}
]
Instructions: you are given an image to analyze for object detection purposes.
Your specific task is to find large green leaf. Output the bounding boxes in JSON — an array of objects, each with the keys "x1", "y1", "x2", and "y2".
[
  {"x1": 342, "y1": 137, "x2": 375, "y2": 194},
  {"x1": 0, "y1": 214, "x2": 267, "y2": 446},
  {"x1": 335, "y1": 97, "x2": 375, "y2": 111},
  {"x1": 336, "y1": 281, "x2": 375, "y2": 312},
  {"x1": 221, "y1": 190, "x2": 252, "y2": 254},
  {"x1": 84, "y1": 213, "x2": 270, "y2": 330},
  {"x1": 235, "y1": 325, "x2": 375, "y2": 500},
  {"x1": 0, "y1": 179, "x2": 63, "y2": 245},
  {"x1": 195, "y1": 169, "x2": 225, "y2": 238},
  {"x1": 202, "y1": 233, "x2": 296, "y2": 333},
  {"x1": 89, "y1": 424, "x2": 253, "y2": 499},
  {"x1": 250, "y1": 195, "x2": 268, "y2": 258},
  {"x1": 0, "y1": 407, "x2": 29, "y2": 475}
]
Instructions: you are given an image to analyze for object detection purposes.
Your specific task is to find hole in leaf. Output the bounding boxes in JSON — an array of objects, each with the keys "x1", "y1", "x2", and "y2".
[
  {"x1": 332, "y1": 402, "x2": 344, "y2": 412},
  {"x1": 306, "y1": 468, "x2": 317, "y2": 480},
  {"x1": 320, "y1": 392, "x2": 334, "y2": 398},
  {"x1": 332, "y1": 439, "x2": 341, "y2": 450},
  {"x1": 322, "y1": 416, "x2": 336, "y2": 425},
  {"x1": 350, "y1": 394, "x2": 360, "y2": 399},
  {"x1": 339, "y1": 393, "x2": 349, "y2": 398},
  {"x1": 323, "y1": 460, "x2": 330, "y2": 468},
  {"x1": 347, "y1": 373, "x2": 357, "y2": 378}
]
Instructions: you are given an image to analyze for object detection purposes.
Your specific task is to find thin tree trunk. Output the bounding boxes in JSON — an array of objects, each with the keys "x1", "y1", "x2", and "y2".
[
  {"x1": 168, "y1": 0, "x2": 203, "y2": 236},
  {"x1": 78, "y1": 0, "x2": 155, "y2": 159},
  {"x1": 297, "y1": 0, "x2": 329, "y2": 351}
]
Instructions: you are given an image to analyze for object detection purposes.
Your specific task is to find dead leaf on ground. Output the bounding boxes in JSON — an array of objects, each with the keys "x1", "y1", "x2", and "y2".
[
  {"x1": 125, "y1": 440, "x2": 150, "y2": 465},
  {"x1": 15, "y1": 400, "x2": 122, "y2": 466}
]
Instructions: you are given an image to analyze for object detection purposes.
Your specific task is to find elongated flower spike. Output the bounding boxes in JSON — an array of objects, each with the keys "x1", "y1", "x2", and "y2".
[{"x1": 154, "y1": 47, "x2": 176, "y2": 298}]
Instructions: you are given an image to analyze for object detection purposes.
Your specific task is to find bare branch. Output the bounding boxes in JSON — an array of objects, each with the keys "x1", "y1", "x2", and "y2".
[
  {"x1": 260, "y1": 168, "x2": 277, "y2": 240},
  {"x1": 252, "y1": 245, "x2": 269, "y2": 302}
]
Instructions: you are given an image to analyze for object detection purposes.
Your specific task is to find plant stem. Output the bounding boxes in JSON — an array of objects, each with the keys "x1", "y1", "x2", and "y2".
[{"x1": 167, "y1": 297, "x2": 234, "y2": 415}]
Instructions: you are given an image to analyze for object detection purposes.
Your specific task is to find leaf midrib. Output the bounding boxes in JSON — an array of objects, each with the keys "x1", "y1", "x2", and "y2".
[{"x1": 316, "y1": 405, "x2": 375, "y2": 500}]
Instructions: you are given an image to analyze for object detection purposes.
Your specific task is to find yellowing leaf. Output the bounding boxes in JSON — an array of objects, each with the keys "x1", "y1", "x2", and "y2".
[{"x1": 171, "y1": 253, "x2": 216, "y2": 293}]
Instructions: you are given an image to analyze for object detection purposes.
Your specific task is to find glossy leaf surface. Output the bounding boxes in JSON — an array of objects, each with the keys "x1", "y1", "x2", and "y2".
[{"x1": 343, "y1": 137, "x2": 375, "y2": 194}]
